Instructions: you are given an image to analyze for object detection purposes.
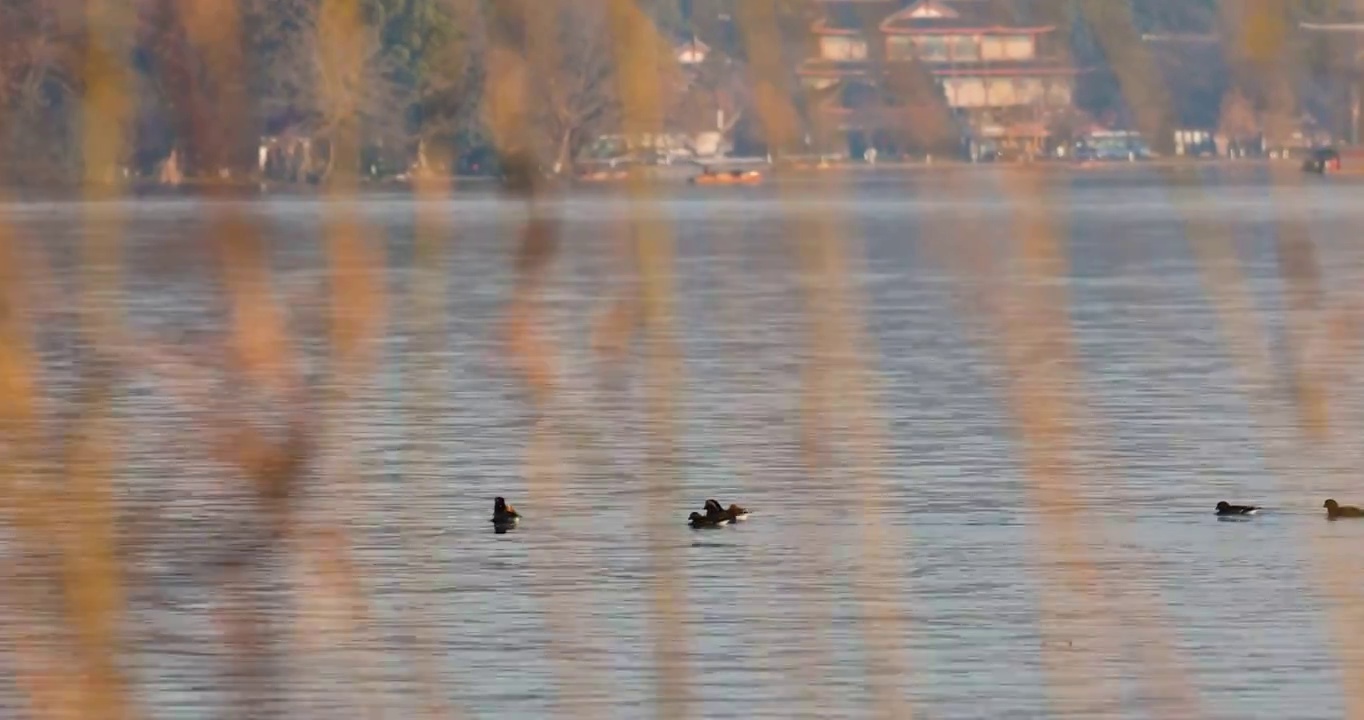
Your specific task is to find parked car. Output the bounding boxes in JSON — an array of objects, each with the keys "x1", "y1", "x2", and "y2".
[
  {"x1": 1302, "y1": 147, "x2": 1341, "y2": 174},
  {"x1": 1073, "y1": 131, "x2": 1154, "y2": 162}
]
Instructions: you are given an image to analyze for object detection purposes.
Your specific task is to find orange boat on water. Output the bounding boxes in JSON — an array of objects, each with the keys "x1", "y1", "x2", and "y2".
[{"x1": 689, "y1": 168, "x2": 763, "y2": 186}]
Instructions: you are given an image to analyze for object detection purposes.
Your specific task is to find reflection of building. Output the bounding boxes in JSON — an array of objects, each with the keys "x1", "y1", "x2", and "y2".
[{"x1": 798, "y1": 0, "x2": 1078, "y2": 156}]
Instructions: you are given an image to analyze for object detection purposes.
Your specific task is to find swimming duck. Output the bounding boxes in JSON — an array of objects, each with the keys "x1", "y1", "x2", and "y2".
[
  {"x1": 688, "y1": 511, "x2": 728, "y2": 529},
  {"x1": 1215, "y1": 501, "x2": 1260, "y2": 516},
  {"x1": 492, "y1": 496, "x2": 521, "y2": 532},
  {"x1": 1324, "y1": 499, "x2": 1364, "y2": 519},
  {"x1": 704, "y1": 498, "x2": 750, "y2": 523},
  {"x1": 725, "y1": 503, "x2": 750, "y2": 522}
]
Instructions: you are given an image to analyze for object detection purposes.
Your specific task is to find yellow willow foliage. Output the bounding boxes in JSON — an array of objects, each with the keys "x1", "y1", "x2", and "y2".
[
  {"x1": 319, "y1": 0, "x2": 386, "y2": 369},
  {"x1": 1236, "y1": 0, "x2": 1291, "y2": 62},
  {"x1": 607, "y1": 2, "x2": 690, "y2": 717},
  {"x1": 735, "y1": 5, "x2": 915, "y2": 718}
]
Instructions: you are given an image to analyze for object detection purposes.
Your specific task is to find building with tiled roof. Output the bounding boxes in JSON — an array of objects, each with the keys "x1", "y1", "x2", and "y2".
[{"x1": 798, "y1": 0, "x2": 1079, "y2": 156}]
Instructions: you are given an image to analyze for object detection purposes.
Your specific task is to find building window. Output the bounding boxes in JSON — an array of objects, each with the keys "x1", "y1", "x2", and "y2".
[
  {"x1": 981, "y1": 37, "x2": 1004, "y2": 61},
  {"x1": 887, "y1": 36, "x2": 915, "y2": 61},
  {"x1": 1015, "y1": 78, "x2": 1045, "y2": 105},
  {"x1": 987, "y1": 78, "x2": 1016, "y2": 105},
  {"x1": 1045, "y1": 79, "x2": 1072, "y2": 106},
  {"x1": 911, "y1": 36, "x2": 950, "y2": 62},
  {"x1": 982, "y1": 35, "x2": 1034, "y2": 61},
  {"x1": 948, "y1": 35, "x2": 981, "y2": 62},
  {"x1": 949, "y1": 78, "x2": 986, "y2": 107},
  {"x1": 820, "y1": 36, "x2": 868, "y2": 61},
  {"x1": 1003, "y1": 35, "x2": 1033, "y2": 59},
  {"x1": 891, "y1": 35, "x2": 973, "y2": 62},
  {"x1": 802, "y1": 77, "x2": 839, "y2": 91}
]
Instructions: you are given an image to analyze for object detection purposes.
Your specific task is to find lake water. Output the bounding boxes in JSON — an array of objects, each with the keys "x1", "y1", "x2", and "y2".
[{"x1": 5, "y1": 167, "x2": 1364, "y2": 719}]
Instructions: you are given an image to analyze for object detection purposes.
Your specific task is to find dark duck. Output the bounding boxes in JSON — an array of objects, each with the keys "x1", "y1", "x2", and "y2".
[
  {"x1": 1324, "y1": 499, "x2": 1364, "y2": 519},
  {"x1": 1215, "y1": 501, "x2": 1260, "y2": 517},
  {"x1": 704, "y1": 498, "x2": 750, "y2": 523},
  {"x1": 688, "y1": 511, "x2": 728, "y2": 529},
  {"x1": 492, "y1": 496, "x2": 521, "y2": 533}
]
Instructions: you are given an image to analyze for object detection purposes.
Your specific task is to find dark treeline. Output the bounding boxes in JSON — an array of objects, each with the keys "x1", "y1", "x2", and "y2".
[
  {"x1": 1, "y1": 0, "x2": 719, "y2": 185},
  {"x1": 0, "y1": 0, "x2": 1357, "y2": 185}
]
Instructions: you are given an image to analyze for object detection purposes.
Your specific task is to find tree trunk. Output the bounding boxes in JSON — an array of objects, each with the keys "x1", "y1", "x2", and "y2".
[
  {"x1": 158, "y1": 149, "x2": 183, "y2": 186},
  {"x1": 1351, "y1": 80, "x2": 1360, "y2": 146},
  {"x1": 298, "y1": 140, "x2": 313, "y2": 183},
  {"x1": 416, "y1": 138, "x2": 429, "y2": 176},
  {"x1": 721, "y1": 109, "x2": 743, "y2": 134},
  {"x1": 555, "y1": 128, "x2": 573, "y2": 175},
  {"x1": 315, "y1": 140, "x2": 335, "y2": 185}
]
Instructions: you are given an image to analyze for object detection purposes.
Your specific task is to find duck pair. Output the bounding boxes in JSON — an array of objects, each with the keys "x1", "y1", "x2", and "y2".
[
  {"x1": 688, "y1": 498, "x2": 750, "y2": 529},
  {"x1": 1216, "y1": 499, "x2": 1364, "y2": 519}
]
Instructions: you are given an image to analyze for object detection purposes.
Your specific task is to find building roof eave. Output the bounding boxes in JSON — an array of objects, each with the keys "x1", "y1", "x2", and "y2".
[
  {"x1": 799, "y1": 61, "x2": 1087, "y2": 79},
  {"x1": 929, "y1": 66, "x2": 1080, "y2": 77},
  {"x1": 1300, "y1": 22, "x2": 1364, "y2": 32},
  {"x1": 797, "y1": 62, "x2": 873, "y2": 78},
  {"x1": 1140, "y1": 32, "x2": 1220, "y2": 43},
  {"x1": 882, "y1": 24, "x2": 1057, "y2": 35},
  {"x1": 811, "y1": 17, "x2": 864, "y2": 36},
  {"x1": 799, "y1": 70, "x2": 874, "y2": 79}
]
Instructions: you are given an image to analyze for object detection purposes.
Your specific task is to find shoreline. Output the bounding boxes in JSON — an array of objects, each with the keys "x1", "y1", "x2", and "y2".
[
  {"x1": 782, "y1": 156, "x2": 1284, "y2": 172},
  {"x1": 0, "y1": 157, "x2": 1315, "y2": 200}
]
